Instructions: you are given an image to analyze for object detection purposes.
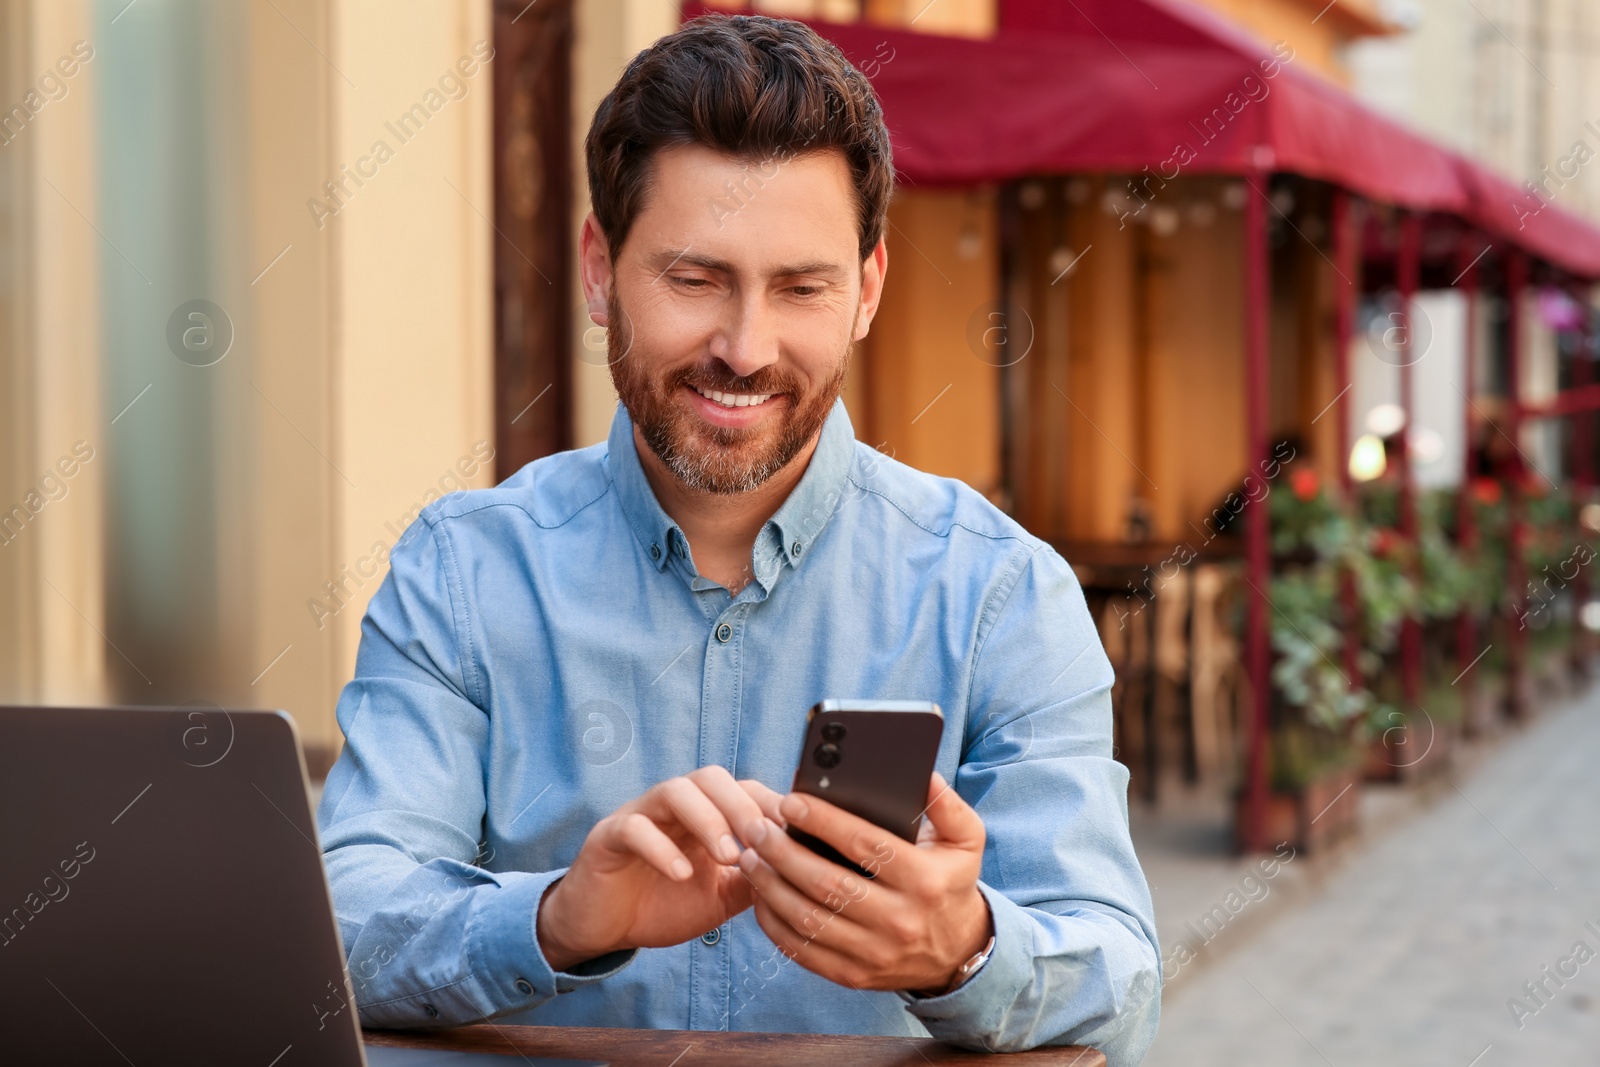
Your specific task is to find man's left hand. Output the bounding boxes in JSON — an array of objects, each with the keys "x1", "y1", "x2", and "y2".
[{"x1": 736, "y1": 772, "x2": 993, "y2": 995}]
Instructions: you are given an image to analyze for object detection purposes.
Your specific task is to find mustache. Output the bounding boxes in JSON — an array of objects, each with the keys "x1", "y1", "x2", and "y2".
[{"x1": 670, "y1": 361, "x2": 797, "y2": 396}]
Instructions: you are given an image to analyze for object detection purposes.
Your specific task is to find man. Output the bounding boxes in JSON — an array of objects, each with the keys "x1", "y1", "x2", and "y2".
[{"x1": 318, "y1": 13, "x2": 1160, "y2": 1062}]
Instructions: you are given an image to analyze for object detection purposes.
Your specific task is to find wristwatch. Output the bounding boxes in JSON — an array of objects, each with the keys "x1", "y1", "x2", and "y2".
[{"x1": 911, "y1": 933, "x2": 996, "y2": 999}]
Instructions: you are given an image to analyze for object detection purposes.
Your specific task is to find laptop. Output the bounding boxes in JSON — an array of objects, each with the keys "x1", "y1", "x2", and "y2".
[{"x1": 0, "y1": 705, "x2": 604, "y2": 1066}]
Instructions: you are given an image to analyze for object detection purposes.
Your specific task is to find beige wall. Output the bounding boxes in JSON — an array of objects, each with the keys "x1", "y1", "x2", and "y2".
[
  {"x1": 0, "y1": 0, "x2": 107, "y2": 706},
  {"x1": 1, "y1": 0, "x2": 496, "y2": 755},
  {"x1": 303, "y1": 0, "x2": 496, "y2": 749},
  {"x1": 569, "y1": 0, "x2": 682, "y2": 447},
  {"x1": 1349, "y1": 0, "x2": 1600, "y2": 226}
]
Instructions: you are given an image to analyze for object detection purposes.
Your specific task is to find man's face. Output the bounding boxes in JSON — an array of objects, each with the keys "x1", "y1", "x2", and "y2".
[{"x1": 583, "y1": 144, "x2": 885, "y2": 495}]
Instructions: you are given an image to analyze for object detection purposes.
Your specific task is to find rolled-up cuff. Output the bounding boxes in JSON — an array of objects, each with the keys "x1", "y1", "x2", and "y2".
[{"x1": 466, "y1": 867, "x2": 637, "y2": 1012}]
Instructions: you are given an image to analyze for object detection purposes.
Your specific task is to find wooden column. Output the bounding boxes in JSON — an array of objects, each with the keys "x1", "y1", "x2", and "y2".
[{"x1": 493, "y1": 0, "x2": 575, "y2": 475}]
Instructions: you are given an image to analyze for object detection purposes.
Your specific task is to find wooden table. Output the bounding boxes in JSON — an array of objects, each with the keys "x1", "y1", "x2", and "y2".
[{"x1": 363, "y1": 1024, "x2": 1106, "y2": 1065}]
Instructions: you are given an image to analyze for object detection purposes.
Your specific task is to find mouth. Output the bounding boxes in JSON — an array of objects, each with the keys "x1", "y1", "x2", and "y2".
[{"x1": 690, "y1": 383, "x2": 777, "y2": 409}]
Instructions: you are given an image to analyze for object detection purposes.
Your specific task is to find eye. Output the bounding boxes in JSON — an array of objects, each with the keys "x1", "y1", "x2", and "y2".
[
  {"x1": 788, "y1": 285, "x2": 824, "y2": 297},
  {"x1": 672, "y1": 276, "x2": 710, "y2": 289}
]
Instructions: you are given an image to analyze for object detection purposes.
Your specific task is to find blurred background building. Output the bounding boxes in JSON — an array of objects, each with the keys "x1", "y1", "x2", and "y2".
[{"x1": 3, "y1": 0, "x2": 1598, "y2": 824}]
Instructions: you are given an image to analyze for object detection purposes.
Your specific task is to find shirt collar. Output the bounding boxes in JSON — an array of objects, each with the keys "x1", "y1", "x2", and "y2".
[{"x1": 604, "y1": 398, "x2": 856, "y2": 585}]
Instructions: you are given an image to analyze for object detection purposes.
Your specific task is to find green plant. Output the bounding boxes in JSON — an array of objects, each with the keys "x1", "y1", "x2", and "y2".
[
  {"x1": 1269, "y1": 567, "x2": 1371, "y2": 731},
  {"x1": 1268, "y1": 721, "x2": 1361, "y2": 791}
]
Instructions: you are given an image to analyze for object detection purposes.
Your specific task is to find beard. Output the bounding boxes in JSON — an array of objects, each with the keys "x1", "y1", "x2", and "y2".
[{"x1": 607, "y1": 290, "x2": 851, "y2": 495}]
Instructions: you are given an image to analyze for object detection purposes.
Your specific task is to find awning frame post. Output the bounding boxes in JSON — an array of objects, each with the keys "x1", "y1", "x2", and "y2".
[
  {"x1": 1397, "y1": 212, "x2": 1423, "y2": 709},
  {"x1": 1332, "y1": 191, "x2": 1363, "y2": 691},
  {"x1": 1241, "y1": 166, "x2": 1272, "y2": 853},
  {"x1": 1569, "y1": 279, "x2": 1594, "y2": 673},
  {"x1": 1456, "y1": 240, "x2": 1482, "y2": 703},
  {"x1": 1507, "y1": 251, "x2": 1529, "y2": 719}
]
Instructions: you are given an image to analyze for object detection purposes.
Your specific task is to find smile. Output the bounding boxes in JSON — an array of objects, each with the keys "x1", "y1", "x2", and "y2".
[{"x1": 691, "y1": 384, "x2": 775, "y2": 409}]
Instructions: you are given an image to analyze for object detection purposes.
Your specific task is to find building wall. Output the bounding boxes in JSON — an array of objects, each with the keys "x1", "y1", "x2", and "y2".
[
  {"x1": 0, "y1": 0, "x2": 497, "y2": 758},
  {"x1": 568, "y1": 0, "x2": 683, "y2": 448},
  {"x1": 1348, "y1": 0, "x2": 1600, "y2": 225},
  {"x1": 1191, "y1": 0, "x2": 1391, "y2": 83},
  {"x1": 0, "y1": 0, "x2": 107, "y2": 707}
]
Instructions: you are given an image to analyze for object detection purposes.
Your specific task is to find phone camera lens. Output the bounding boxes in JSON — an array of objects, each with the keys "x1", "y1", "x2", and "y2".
[
  {"x1": 814, "y1": 742, "x2": 841, "y2": 769},
  {"x1": 821, "y1": 722, "x2": 846, "y2": 743}
]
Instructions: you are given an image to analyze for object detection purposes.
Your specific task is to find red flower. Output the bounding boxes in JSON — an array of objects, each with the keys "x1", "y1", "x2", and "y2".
[
  {"x1": 1471, "y1": 478, "x2": 1502, "y2": 506},
  {"x1": 1372, "y1": 528, "x2": 1399, "y2": 556},
  {"x1": 1291, "y1": 468, "x2": 1319, "y2": 502}
]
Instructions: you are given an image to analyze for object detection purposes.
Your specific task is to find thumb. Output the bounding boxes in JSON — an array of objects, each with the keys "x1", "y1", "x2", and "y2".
[{"x1": 920, "y1": 771, "x2": 984, "y2": 851}]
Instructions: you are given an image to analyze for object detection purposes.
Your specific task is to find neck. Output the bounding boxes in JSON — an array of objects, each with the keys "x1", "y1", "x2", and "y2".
[{"x1": 633, "y1": 424, "x2": 821, "y2": 593}]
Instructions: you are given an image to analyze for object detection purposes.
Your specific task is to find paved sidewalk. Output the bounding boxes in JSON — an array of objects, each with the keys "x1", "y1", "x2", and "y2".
[{"x1": 1142, "y1": 690, "x2": 1600, "y2": 1066}]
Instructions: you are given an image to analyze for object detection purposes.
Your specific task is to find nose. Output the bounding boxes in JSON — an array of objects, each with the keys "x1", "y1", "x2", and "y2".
[{"x1": 707, "y1": 289, "x2": 780, "y2": 379}]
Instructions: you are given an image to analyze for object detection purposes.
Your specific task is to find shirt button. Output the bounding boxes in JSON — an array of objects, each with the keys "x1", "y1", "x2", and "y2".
[
  {"x1": 650, "y1": 543, "x2": 661, "y2": 561},
  {"x1": 715, "y1": 622, "x2": 733, "y2": 643},
  {"x1": 791, "y1": 541, "x2": 803, "y2": 558},
  {"x1": 514, "y1": 977, "x2": 534, "y2": 996},
  {"x1": 700, "y1": 927, "x2": 722, "y2": 946},
  {"x1": 422, "y1": 1003, "x2": 439, "y2": 1019}
]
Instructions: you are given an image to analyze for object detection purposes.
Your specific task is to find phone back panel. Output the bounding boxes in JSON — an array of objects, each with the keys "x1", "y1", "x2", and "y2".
[{"x1": 788, "y1": 700, "x2": 944, "y2": 842}]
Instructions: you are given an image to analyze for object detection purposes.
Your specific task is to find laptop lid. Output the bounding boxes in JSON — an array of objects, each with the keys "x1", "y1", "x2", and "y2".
[
  {"x1": 0, "y1": 705, "x2": 605, "y2": 1066},
  {"x1": 0, "y1": 705, "x2": 371, "y2": 1064}
]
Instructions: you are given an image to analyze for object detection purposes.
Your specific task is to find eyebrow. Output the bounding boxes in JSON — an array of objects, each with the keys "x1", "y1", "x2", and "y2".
[{"x1": 648, "y1": 248, "x2": 849, "y2": 281}]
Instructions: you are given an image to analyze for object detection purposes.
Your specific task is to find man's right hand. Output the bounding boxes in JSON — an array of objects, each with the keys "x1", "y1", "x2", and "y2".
[{"x1": 536, "y1": 766, "x2": 783, "y2": 971}]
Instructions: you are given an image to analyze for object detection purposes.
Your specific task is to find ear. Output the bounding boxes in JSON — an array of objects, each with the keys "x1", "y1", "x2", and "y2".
[
  {"x1": 851, "y1": 236, "x2": 889, "y2": 342},
  {"x1": 578, "y1": 212, "x2": 614, "y2": 325}
]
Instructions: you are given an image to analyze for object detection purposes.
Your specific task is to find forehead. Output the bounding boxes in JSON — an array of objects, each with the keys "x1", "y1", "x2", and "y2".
[{"x1": 629, "y1": 143, "x2": 860, "y2": 268}]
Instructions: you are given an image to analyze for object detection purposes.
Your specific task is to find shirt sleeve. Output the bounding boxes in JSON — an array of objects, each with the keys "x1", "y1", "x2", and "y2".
[
  {"x1": 315, "y1": 513, "x2": 635, "y2": 1030},
  {"x1": 901, "y1": 542, "x2": 1162, "y2": 1065}
]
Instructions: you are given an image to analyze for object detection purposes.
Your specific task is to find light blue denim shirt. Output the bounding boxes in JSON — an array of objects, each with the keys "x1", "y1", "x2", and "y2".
[{"x1": 317, "y1": 398, "x2": 1160, "y2": 1063}]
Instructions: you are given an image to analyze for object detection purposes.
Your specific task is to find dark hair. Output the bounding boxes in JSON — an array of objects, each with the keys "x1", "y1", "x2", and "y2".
[{"x1": 584, "y1": 13, "x2": 894, "y2": 263}]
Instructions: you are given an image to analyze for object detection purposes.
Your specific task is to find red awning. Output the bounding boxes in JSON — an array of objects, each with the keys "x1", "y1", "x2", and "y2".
[{"x1": 681, "y1": 0, "x2": 1600, "y2": 279}]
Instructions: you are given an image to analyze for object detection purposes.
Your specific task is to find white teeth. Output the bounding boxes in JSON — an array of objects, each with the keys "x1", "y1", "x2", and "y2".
[{"x1": 693, "y1": 385, "x2": 773, "y2": 409}]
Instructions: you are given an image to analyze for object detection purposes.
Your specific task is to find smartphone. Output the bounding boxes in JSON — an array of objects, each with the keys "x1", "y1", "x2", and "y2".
[{"x1": 786, "y1": 699, "x2": 944, "y2": 878}]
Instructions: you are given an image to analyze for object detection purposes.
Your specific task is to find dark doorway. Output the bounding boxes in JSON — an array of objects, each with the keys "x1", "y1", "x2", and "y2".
[{"x1": 492, "y1": 0, "x2": 575, "y2": 478}]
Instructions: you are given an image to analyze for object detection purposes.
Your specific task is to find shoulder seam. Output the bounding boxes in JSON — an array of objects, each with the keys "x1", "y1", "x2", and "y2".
[
  {"x1": 422, "y1": 516, "x2": 483, "y2": 708},
  {"x1": 426, "y1": 476, "x2": 613, "y2": 532},
  {"x1": 845, "y1": 472, "x2": 1038, "y2": 546},
  {"x1": 962, "y1": 542, "x2": 1049, "y2": 736}
]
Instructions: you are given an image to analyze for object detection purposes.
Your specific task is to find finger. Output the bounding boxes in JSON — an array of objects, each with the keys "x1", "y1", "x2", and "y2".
[
  {"x1": 751, "y1": 898, "x2": 873, "y2": 988},
  {"x1": 686, "y1": 766, "x2": 772, "y2": 847},
  {"x1": 598, "y1": 811, "x2": 695, "y2": 881},
  {"x1": 736, "y1": 844, "x2": 871, "y2": 953},
  {"x1": 648, "y1": 776, "x2": 742, "y2": 864},
  {"x1": 919, "y1": 771, "x2": 985, "y2": 851},
  {"x1": 737, "y1": 779, "x2": 787, "y2": 827},
  {"x1": 748, "y1": 815, "x2": 905, "y2": 916},
  {"x1": 777, "y1": 791, "x2": 917, "y2": 889}
]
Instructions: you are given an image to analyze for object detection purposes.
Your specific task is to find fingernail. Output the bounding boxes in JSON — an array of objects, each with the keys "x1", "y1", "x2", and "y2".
[
  {"x1": 739, "y1": 848, "x2": 758, "y2": 873},
  {"x1": 781, "y1": 794, "x2": 809, "y2": 821},
  {"x1": 671, "y1": 858, "x2": 693, "y2": 881},
  {"x1": 747, "y1": 820, "x2": 768, "y2": 846},
  {"x1": 718, "y1": 834, "x2": 740, "y2": 863}
]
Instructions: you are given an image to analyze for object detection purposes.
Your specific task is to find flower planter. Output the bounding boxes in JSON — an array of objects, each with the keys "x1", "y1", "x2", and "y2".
[
  {"x1": 1363, "y1": 716, "x2": 1455, "y2": 783},
  {"x1": 1234, "y1": 765, "x2": 1360, "y2": 854}
]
